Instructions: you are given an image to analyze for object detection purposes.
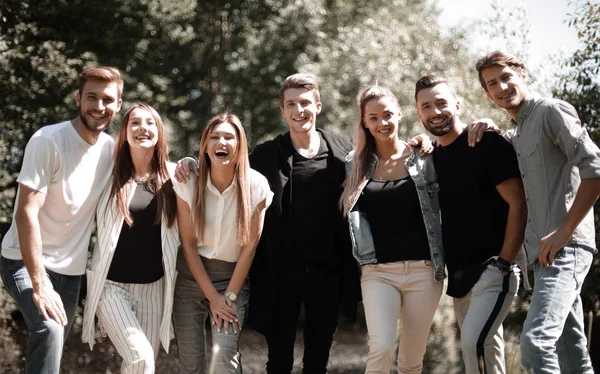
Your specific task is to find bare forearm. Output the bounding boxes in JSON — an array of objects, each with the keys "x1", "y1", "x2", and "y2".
[
  {"x1": 226, "y1": 246, "x2": 256, "y2": 294},
  {"x1": 180, "y1": 242, "x2": 219, "y2": 301},
  {"x1": 559, "y1": 178, "x2": 600, "y2": 235},
  {"x1": 226, "y1": 201, "x2": 267, "y2": 294},
  {"x1": 15, "y1": 208, "x2": 46, "y2": 290},
  {"x1": 498, "y1": 200, "x2": 527, "y2": 263},
  {"x1": 176, "y1": 196, "x2": 219, "y2": 301}
]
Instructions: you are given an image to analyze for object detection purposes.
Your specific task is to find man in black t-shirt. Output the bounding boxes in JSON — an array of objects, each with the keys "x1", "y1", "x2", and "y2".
[
  {"x1": 415, "y1": 75, "x2": 527, "y2": 374},
  {"x1": 247, "y1": 74, "x2": 360, "y2": 374}
]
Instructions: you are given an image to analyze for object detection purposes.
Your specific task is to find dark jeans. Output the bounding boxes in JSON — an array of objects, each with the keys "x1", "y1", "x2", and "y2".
[
  {"x1": 266, "y1": 265, "x2": 341, "y2": 374},
  {"x1": 0, "y1": 256, "x2": 81, "y2": 374}
]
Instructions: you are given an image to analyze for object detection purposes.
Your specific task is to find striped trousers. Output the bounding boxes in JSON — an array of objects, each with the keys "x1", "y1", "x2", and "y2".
[
  {"x1": 96, "y1": 278, "x2": 164, "y2": 374},
  {"x1": 453, "y1": 262, "x2": 520, "y2": 374}
]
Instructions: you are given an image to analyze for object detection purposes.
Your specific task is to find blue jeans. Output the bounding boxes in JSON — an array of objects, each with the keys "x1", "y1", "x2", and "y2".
[
  {"x1": 0, "y1": 256, "x2": 81, "y2": 374},
  {"x1": 520, "y1": 245, "x2": 594, "y2": 373}
]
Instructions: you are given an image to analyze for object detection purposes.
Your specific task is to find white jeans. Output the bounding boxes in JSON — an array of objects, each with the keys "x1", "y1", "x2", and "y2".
[
  {"x1": 96, "y1": 278, "x2": 164, "y2": 374},
  {"x1": 361, "y1": 260, "x2": 443, "y2": 374},
  {"x1": 453, "y1": 263, "x2": 520, "y2": 374}
]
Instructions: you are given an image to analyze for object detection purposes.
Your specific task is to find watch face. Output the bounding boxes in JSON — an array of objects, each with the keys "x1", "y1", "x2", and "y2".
[{"x1": 227, "y1": 292, "x2": 237, "y2": 302}]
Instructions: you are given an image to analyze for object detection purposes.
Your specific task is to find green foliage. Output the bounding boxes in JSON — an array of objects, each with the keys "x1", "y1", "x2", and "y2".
[
  {"x1": 298, "y1": 0, "x2": 509, "y2": 138},
  {"x1": 0, "y1": 0, "x2": 505, "y2": 230},
  {"x1": 8, "y1": 0, "x2": 597, "y2": 369},
  {"x1": 555, "y1": 0, "x2": 600, "y2": 138},
  {"x1": 0, "y1": 1, "x2": 86, "y2": 228}
]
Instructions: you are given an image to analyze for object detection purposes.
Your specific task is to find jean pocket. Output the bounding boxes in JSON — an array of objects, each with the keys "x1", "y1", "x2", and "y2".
[{"x1": 574, "y1": 247, "x2": 593, "y2": 288}]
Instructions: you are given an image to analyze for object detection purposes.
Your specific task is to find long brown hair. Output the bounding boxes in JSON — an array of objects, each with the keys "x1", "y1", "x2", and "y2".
[
  {"x1": 341, "y1": 86, "x2": 401, "y2": 216},
  {"x1": 192, "y1": 113, "x2": 251, "y2": 245},
  {"x1": 109, "y1": 103, "x2": 177, "y2": 227}
]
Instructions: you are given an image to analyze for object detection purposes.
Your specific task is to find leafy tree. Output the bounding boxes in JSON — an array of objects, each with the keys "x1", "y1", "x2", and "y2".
[
  {"x1": 0, "y1": 1, "x2": 87, "y2": 232},
  {"x1": 1, "y1": 0, "x2": 543, "y2": 370},
  {"x1": 555, "y1": 0, "x2": 600, "y2": 139},
  {"x1": 298, "y1": 0, "x2": 508, "y2": 139}
]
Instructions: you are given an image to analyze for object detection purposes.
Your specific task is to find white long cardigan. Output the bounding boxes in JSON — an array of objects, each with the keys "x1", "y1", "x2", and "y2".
[{"x1": 81, "y1": 163, "x2": 179, "y2": 353}]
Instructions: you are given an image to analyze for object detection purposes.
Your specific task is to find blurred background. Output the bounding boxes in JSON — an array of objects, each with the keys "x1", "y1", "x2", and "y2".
[{"x1": 1, "y1": 0, "x2": 599, "y2": 372}]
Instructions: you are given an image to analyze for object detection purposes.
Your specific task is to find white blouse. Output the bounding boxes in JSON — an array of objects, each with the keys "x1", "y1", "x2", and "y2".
[{"x1": 173, "y1": 168, "x2": 273, "y2": 262}]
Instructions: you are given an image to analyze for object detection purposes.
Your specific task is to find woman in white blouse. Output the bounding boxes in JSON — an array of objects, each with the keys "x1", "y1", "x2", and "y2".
[{"x1": 172, "y1": 112, "x2": 272, "y2": 373}]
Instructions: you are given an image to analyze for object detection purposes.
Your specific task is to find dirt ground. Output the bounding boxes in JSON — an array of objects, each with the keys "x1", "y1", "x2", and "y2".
[{"x1": 1, "y1": 306, "x2": 370, "y2": 374}]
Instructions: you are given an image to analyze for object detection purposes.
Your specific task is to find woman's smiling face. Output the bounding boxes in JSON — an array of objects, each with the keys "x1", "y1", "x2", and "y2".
[{"x1": 205, "y1": 121, "x2": 239, "y2": 167}]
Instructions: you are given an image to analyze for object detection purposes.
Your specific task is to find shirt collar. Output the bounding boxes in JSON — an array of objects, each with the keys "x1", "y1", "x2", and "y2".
[
  {"x1": 206, "y1": 172, "x2": 237, "y2": 196},
  {"x1": 512, "y1": 96, "x2": 537, "y2": 127}
]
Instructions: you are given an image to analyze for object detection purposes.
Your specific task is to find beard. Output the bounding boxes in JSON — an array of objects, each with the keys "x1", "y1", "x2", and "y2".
[
  {"x1": 423, "y1": 114, "x2": 456, "y2": 137},
  {"x1": 79, "y1": 107, "x2": 111, "y2": 133}
]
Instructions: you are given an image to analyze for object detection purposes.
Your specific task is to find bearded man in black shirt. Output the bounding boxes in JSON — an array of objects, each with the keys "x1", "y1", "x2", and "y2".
[{"x1": 415, "y1": 75, "x2": 527, "y2": 374}]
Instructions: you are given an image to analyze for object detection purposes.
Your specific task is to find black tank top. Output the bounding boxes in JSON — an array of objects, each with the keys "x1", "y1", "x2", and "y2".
[{"x1": 357, "y1": 177, "x2": 431, "y2": 263}]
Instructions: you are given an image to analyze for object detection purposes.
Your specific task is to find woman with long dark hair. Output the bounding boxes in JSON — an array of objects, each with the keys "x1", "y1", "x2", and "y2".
[
  {"x1": 82, "y1": 103, "x2": 179, "y2": 373},
  {"x1": 172, "y1": 112, "x2": 272, "y2": 373}
]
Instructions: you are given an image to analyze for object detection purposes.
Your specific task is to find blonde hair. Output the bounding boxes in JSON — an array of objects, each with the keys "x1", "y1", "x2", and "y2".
[
  {"x1": 341, "y1": 86, "x2": 401, "y2": 216},
  {"x1": 192, "y1": 113, "x2": 252, "y2": 245}
]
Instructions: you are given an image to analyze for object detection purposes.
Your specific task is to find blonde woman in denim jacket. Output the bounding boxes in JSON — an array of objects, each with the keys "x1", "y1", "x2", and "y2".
[{"x1": 341, "y1": 86, "x2": 445, "y2": 374}]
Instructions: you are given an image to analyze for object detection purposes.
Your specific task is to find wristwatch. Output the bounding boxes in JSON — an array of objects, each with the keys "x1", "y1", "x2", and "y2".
[
  {"x1": 492, "y1": 257, "x2": 511, "y2": 276},
  {"x1": 225, "y1": 291, "x2": 238, "y2": 303}
]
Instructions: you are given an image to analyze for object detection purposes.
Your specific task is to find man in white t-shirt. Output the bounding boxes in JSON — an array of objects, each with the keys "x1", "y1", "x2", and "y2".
[{"x1": 0, "y1": 66, "x2": 123, "y2": 373}]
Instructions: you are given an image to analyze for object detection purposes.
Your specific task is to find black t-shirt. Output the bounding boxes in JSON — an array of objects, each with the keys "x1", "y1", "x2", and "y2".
[
  {"x1": 107, "y1": 182, "x2": 164, "y2": 283},
  {"x1": 287, "y1": 134, "x2": 338, "y2": 269},
  {"x1": 433, "y1": 131, "x2": 520, "y2": 298},
  {"x1": 358, "y1": 177, "x2": 431, "y2": 263}
]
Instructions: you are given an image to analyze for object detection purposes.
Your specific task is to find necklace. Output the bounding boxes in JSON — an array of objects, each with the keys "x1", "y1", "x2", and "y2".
[{"x1": 133, "y1": 173, "x2": 151, "y2": 182}]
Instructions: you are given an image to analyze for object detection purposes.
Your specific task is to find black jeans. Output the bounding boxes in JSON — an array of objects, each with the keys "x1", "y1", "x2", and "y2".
[{"x1": 266, "y1": 265, "x2": 341, "y2": 374}]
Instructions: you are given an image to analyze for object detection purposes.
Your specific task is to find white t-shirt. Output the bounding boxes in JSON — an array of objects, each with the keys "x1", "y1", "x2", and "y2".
[
  {"x1": 173, "y1": 168, "x2": 273, "y2": 262},
  {"x1": 1, "y1": 121, "x2": 114, "y2": 275}
]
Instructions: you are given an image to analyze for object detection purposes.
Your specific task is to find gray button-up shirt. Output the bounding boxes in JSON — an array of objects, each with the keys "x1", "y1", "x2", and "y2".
[{"x1": 505, "y1": 97, "x2": 600, "y2": 264}]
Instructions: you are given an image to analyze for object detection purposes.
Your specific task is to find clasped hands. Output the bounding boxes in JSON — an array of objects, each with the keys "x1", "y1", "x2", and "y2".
[{"x1": 209, "y1": 293, "x2": 241, "y2": 334}]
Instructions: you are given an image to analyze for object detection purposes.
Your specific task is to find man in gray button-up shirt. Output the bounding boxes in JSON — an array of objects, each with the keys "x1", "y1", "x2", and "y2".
[{"x1": 476, "y1": 51, "x2": 600, "y2": 374}]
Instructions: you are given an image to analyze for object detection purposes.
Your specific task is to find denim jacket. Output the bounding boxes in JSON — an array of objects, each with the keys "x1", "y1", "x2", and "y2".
[{"x1": 345, "y1": 148, "x2": 446, "y2": 281}]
